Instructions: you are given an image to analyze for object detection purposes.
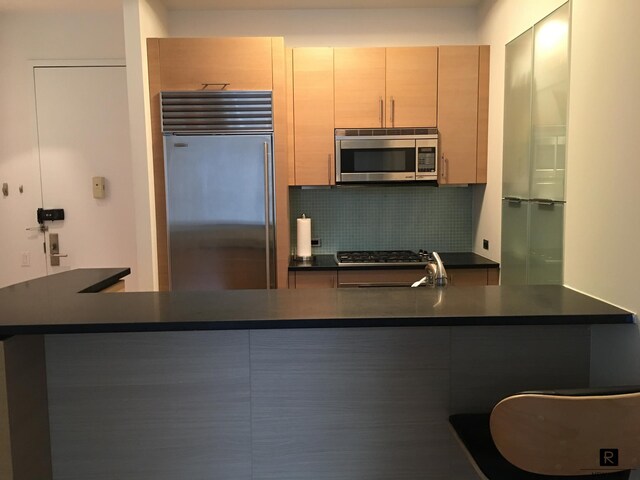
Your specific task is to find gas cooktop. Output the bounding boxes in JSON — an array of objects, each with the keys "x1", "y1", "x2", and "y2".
[{"x1": 336, "y1": 250, "x2": 432, "y2": 267}]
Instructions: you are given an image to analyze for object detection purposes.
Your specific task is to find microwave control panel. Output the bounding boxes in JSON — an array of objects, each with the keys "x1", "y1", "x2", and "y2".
[{"x1": 417, "y1": 146, "x2": 436, "y2": 173}]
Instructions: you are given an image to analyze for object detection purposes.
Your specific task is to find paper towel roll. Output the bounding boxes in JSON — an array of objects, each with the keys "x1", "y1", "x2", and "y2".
[{"x1": 296, "y1": 215, "x2": 312, "y2": 259}]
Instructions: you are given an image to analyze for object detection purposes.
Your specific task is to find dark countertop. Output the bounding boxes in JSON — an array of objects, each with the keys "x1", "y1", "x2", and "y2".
[
  {"x1": 289, "y1": 252, "x2": 499, "y2": 271},
  {"x1": 0, "y1": 268, "x2": 633, "y2": 335}
]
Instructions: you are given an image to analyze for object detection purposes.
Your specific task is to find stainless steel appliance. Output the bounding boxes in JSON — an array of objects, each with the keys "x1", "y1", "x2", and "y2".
[
  {"x1": 162, "y1": 90, "x2": 275, "y2": 291},
  {"x1": 336, "y1": 250, "x2": 431, "y2": 267},
  {"x1": 335, "y1": 128, "x2": 438, "y2": 183}
]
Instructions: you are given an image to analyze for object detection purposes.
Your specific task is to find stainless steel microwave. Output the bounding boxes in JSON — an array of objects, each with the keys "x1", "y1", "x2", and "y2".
[{"x1": 335, "y1": 128, "x2": 438, "y2": 183}]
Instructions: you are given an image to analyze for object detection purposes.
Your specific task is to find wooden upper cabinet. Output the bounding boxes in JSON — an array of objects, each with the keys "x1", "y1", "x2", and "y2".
[
  {"x1": 334, "y1": 48, "x2": 386, "y2": 128},
  {"x1": 437, "y1": 45, "x2": 490, "y2": 185},
  {"x1": 334, "y1": 47, "x2": 438, "y2": 129},
  {"x1": 293, "y1": 48, "x2": 335, "y2": 186},
  {"x1": 386, "y1": 47, "x2": 438, "y2": 128},
  {"x1": 157, "y1": 37, "x2": 273, "y2": 91}
]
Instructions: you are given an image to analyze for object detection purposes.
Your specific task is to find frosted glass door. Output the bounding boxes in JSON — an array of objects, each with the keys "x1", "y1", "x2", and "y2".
[
  {"x1": 501, "y1": 199, "x2": 529, "y2": 285},
  {"x1": 528, "y1": 201, "x2": 564, "y2": 284},
  {"x1": 503, "y1": 29, "x2": 533, "y2": 200},
  {"x1": 530, "y1": 3, "x2": 570, "y2": 201}
]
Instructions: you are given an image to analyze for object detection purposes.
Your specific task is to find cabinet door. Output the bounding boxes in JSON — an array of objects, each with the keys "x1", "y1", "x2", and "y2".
[
  {"x1": 503, "y1": 30, "x2": 534, "y2": 199},
  {"x1": 386, "y1": 47, "x2": 437, "y2": 128},
  {"x1": 501, "y1": 199, "x2": 530, "y2": 285},
  {"x1": 157, "y1": 37, "x2": 273, "y2": 91},
  {"x1": 293, "y1": 48, "x2": 335, "y2": 185},
  {"x1": 334, "y1": 48, "x2": 386, "y2": 128},
  {"x1": 528, "y1": 201, "x2": 563, "y2": 285},
  {"x1": 438, "y1": 46, "x2": 480, "y2": 184},
  {"x1": 447, "y1": 269, "x2": 488, "y2": 286},
  {"x1": 291, "y1": 271, "x2": 337, "y2": 289}
]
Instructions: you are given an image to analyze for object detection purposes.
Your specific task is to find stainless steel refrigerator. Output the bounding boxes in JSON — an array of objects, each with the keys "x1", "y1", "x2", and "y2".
[{"x1": 162, "y1": 90, "x2": 275, "y2": 291}]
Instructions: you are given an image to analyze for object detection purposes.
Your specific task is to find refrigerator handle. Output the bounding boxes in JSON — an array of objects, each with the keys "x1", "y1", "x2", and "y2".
[{"x1": 263, "y1": 142, "x2": 271, "y2": 289}]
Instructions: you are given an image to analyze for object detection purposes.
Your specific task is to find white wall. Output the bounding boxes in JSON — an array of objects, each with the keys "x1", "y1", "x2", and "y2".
[
  {"x1": 0, "y1": 11, "x2": 126, "y2": 288},
  {"x1": 473, "y1": 0, "x2": 566, "y2": 262},
  {"x1": 563, "y1": 0, "x2": 640, "y2": 386},
  {"x1": 564, "y1": 0, "x2": 640, "y2": 314},
  {"x1": 123, "y1": 0, "x2": 169, "y2": 291},
  {"x1": 168, "y1": 7, "x2": 478, "y2": 46}
]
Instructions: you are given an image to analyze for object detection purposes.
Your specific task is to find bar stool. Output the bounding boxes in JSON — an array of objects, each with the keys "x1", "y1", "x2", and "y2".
[{"x1": 449, "y1": 386, "x2": 640, "y2": 479}]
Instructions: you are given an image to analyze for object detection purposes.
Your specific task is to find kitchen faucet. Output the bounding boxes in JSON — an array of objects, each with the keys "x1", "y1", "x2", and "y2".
[{"x1": 411, "y1": 252, "x2": 448, "y2": 288}]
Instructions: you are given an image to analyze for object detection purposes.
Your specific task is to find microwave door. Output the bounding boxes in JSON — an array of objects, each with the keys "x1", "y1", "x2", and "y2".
[{"x1": 337, "y1": 139, "x2": 416, "y2": 182}]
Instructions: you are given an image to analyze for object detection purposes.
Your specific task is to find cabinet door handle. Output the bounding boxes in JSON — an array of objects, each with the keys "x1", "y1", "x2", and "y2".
[
  {"x1": 201, "y1": 83, "x2": 229, "y2": 90},
  {"x1": 391, "y1": 96, "x2": 395, "y2": 127},
  {"x1": 379, "y1": 97, "x2": 384, "y2": 128},
  {"x1": 441, "y1": 154, "x2": 447, "y2": 182},
  {"x1": 328, "y1": 153, "x2": 332, "y2": 185}
]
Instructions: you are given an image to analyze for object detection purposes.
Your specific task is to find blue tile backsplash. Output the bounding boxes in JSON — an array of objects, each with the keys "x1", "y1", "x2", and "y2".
[{"x1": 289, "y1": 185, "x2": 472, "y2": 254}]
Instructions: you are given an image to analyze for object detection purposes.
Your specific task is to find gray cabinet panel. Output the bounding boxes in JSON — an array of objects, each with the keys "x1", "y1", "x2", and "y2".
[
  {"x1": 450, "y1": 325, "x2": 590, "y2": 413},
  {"x1": 46, "y1": 332, "x2": 251, "y2": 480},
  {"x1": 250, "y1": 328, "x2": 451, "y2": 480}
]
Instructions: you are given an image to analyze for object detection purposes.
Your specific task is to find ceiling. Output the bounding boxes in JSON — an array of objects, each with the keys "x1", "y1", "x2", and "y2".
[{"x1": 0, "y1": 0, "x2": 481, "y2": 12}]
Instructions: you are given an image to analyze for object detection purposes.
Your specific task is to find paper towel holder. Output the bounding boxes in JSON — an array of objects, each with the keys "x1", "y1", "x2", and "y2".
[{"x1": 295, "y1": 213, "x2": 313, "y2": 262}]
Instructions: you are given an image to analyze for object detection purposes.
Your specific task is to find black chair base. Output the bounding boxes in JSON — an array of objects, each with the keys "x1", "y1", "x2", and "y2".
[{"x1": 449, "y1": 413, "x2": 630, "y2": 480}]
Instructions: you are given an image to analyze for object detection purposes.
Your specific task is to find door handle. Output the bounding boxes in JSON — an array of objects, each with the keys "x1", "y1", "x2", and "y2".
[
  {"x1": 26, "y1": 225, "x2": 48, "y2": 233},
  {"x1": 49, "y1": 233, "x2": 68, "y2": 266}
]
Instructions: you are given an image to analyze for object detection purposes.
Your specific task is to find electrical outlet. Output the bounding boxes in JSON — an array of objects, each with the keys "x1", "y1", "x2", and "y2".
[
  {"x1": 21, "y1": 251, "x2": 30, "y2": 267},
  {"x1": 483, "y1": 239, "x2": 489, "y2": 250},
  {"x1": 311, "y1": 238, "x2": 322, "y2": 247}
]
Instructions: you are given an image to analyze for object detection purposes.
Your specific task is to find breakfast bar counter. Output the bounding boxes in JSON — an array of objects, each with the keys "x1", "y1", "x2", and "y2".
[
  {"x1": 0, "y1": 269, "x2": 635, "y2": 480},
  {"x1": 0, "y1": 267, "x2": 632, "y2": 335}
]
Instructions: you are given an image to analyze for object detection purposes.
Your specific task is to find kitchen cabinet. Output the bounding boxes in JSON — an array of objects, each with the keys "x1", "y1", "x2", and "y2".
[
  {"x1": 501, "y1": 4, "x2": 569, "y2": 286},
  {"x1": 385, "y1": 47, "x2": 438, "y2": 128},
  {"x1": 154, "y1": 37, "x2": 273, "y2": 91},
  {"x1": 289, "y1": 270, "x2": 337, "y2": 289},
  {"x1": 334, "y1": 48, "x2": 385, "y2": 129},
  {"x1": 334, "y1": 47, "x2": 438, "y2": 129},
  {"x1": 448, "y1": 268, "x2": 499, "y2": 286},
  {"x1": 291, "y1": 48, "x2": 335, "y2": 186},
  {"x1": 437, "y1": 45, "x2": 490, "y2": 184}
]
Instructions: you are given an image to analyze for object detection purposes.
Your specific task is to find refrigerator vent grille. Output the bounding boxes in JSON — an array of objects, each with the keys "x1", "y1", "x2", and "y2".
[{"x1": 161, "y1": 90, "x2": 273, "y2": 133}]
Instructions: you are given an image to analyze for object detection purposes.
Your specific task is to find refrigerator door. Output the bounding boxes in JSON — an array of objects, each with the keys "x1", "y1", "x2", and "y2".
[{"x1": 164, "y1": 134, "x2": 275, "y2": 291}]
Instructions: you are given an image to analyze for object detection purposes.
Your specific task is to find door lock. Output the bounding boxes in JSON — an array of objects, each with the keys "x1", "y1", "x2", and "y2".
[{"x1": 49, "y1": 233, "x2": 68, "y2": 267}]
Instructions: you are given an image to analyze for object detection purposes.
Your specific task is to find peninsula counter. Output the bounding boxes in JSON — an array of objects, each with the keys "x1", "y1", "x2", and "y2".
[{"x1": 0, "y1": 269, "x2": 634, "y2": 480}]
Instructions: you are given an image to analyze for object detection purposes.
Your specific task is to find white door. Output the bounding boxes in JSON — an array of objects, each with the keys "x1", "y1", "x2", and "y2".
[{"x1": 33, "y1": 66, "x2": 138, "y2": 289}]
